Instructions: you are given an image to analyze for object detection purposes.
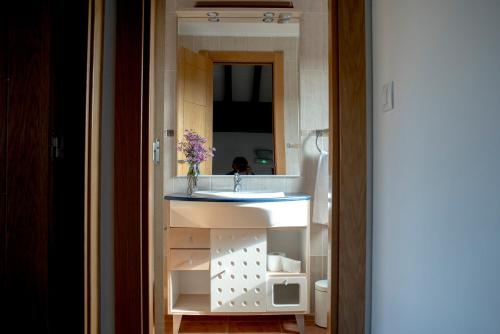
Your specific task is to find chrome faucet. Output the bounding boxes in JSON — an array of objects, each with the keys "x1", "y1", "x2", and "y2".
[{"x1": 233, "y1": 172, "x2": 242, "y2": 192}]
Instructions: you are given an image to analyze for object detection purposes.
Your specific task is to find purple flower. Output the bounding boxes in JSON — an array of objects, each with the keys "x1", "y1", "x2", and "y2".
[{"x1": 177, "y1": 129, "x2": 215, "y2": 165}]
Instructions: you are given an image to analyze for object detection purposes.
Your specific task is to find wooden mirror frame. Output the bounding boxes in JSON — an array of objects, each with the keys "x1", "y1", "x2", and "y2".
[{"x1": 177, "y1": 50, "x2": 286, "y2": 176}]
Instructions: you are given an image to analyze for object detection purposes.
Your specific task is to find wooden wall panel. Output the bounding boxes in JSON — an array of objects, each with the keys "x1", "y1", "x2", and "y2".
[
  {"x1": 0, "y1": 6, "x2": 7, "y2": 297},
  {"x1": 4, "y1": 2, "x2": 51, "y2": 331},
  {"x1": 2, "y1": 2, "x2": 87, "y2": 333},
  {"x1": 0, "y1": 9, "x2": 6, "y2": 197}
]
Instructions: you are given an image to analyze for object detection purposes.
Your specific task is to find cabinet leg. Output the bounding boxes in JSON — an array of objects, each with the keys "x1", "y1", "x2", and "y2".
[
  {"x1": 173, "y1": 315, "x2": 182, "y2": 334},
  {"x1": 295, "y1": 314, "x2": 305, "y2": 334}
]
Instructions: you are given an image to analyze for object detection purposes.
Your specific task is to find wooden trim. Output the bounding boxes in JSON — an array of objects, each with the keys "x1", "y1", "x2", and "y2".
[
  {"x1": 176, "y1": 48, "x2": 185, "y2": 175},
  {"x1": 204, "y1": 53, "x2": 214, "y2": 175},
  {"x1": 329, "y1": 0, "x2": 367, "y2": 333},
  {"x1": 272, "y1": 51, "x2": 285, "y2": 175},
  {"x1": 204, "y1": 51, "x2": 277, "y2": 64},
  {"x1": 148, "y1": 0, "x2": 164, "y2": 331},
  {"x1": 203, "y1": 50, "x2": 286, "y2": 174},
  {"x1": 142, "y1": 1, "x2": 153, "y2": 333},
  {"x1": 328, "y1": 0, "x2": 340, "y2": 332},
  {"x1": 84, "y1": 0, "x2": 104, "y2": 333}
]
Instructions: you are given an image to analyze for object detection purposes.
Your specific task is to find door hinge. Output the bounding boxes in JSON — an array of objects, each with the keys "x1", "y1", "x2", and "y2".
[
  {"x1": 153, "y1": 138, "x2": 160, "y2": 165},
  {"x1": 51, "y1": 135, "x2": 64, "y2": 160}
]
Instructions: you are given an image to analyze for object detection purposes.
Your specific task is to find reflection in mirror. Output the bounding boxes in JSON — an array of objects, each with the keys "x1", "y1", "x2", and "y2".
[
  {"x1": 213, "y1": 64, "x2": 275, "y2": 175},
  {"x1": 176, "y1": 12, "x2": 301, "y2": 176}
]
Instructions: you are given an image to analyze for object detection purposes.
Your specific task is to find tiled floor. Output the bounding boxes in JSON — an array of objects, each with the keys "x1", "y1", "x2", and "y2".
[{"x1": 165, "y1": 315, "x2": 327, "y2": 334}]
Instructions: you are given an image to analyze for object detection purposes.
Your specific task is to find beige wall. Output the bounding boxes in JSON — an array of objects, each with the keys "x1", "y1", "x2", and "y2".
[{"x1": 159, "y1": 0, "x2": 329, "y2": 319}]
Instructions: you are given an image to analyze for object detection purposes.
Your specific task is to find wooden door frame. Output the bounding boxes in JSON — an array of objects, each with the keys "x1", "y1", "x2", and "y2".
[
  {"x1": 202, "y1": 51, "x2": 286, "y2": 175},
  {"x1": 84, "y1": 0, "x2": 153, "y2": 333},
  {"x1": 176, "y1": 50, "x2": 286, "y2": 175},
  {"x1": 84, "y1": 0, "x2": 104, "y2": 332},
  {"x1": 329, "y1": 0, "x2": 367, "y2": 333}
]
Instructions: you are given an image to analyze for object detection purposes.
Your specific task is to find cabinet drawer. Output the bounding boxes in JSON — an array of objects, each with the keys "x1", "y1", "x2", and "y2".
[
  {"x1": 169, "y1": 228, "x2": 210, "y2": 248},
  {"x1": 169, "y1": 249, "x2": 210, "y2": 271}
]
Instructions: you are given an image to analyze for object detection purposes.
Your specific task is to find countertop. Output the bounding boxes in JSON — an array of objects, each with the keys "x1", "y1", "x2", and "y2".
[{"x1": 164, "y1": 192, "x2": 311, "y2": 203}]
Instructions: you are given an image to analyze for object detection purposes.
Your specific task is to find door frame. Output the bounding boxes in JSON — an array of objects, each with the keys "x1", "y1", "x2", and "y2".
[
  {"x1": 329, "y1": 0, "x2": 367, "y2": 333},
  {"x1": 84, "y1": 0, "x2": 154, "y2": 333},
  {"x1": 84, "y1": 0, "x2": 367, "y2": 333},
  {"x1": 84, "y1": 0, "x2": 104, "y2": 332}
]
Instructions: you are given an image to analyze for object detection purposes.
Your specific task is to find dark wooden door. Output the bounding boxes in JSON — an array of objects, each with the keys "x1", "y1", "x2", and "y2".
[
  {"x1": 114, "y1": 0, "x2": 152, "y2": 332},
  {"x1": 2, "y1": 1, "x2": 88, "y2": 332},
  {"x1": 3, "y1": 3, "x2": 52, "y2": 331},
  {"x1": 48, "y1": 0, "x2": 88, "y2": 332}
]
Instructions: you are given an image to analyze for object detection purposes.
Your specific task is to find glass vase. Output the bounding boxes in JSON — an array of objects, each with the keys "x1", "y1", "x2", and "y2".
[{"x1": 186, "y1": 163, "x2": 200, "y2": 196}]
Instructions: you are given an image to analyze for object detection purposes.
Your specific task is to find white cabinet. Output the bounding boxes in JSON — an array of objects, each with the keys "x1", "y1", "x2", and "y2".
[
  {"x1": 210, "y1": 229, "x2": 267, "y2": 312},
  {"x1": 164, "y1": 195, "x2": 310, "y2": 334}
]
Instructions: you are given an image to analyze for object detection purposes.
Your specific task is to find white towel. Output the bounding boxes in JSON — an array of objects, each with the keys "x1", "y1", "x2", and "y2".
[{"x1": 313, "y1": 151, "x2": 329, "y2": 225}]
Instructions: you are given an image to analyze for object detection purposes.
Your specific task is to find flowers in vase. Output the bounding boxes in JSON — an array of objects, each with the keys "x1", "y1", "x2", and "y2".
[{"x1": 177, "y1": 129, "x2": 215, "y2": 167}]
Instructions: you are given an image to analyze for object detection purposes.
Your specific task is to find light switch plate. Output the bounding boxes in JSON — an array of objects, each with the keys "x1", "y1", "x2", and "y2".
[{"x1": 382, "y1": 81, "x2": 394, "y2": 111}]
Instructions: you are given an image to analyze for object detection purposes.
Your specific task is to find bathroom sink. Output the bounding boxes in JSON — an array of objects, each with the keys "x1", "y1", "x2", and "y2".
[
  {"x1": 166, "y1": 192, "x2": 311, "y2": 228},
  {"x1": 192, "y1": 190, "x2": 286, "y2": 199}
]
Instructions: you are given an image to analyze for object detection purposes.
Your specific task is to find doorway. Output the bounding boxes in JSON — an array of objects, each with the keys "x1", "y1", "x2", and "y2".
[{"x1": 84, "y1": 0, "x2": 368, "y2": 333}]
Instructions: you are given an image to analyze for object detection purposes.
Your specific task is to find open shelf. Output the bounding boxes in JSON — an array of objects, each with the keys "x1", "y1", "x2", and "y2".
[
  {"x1": 266, "y1": 271, "x2": 307, "y2": 277},
  {"x1": 172, "y1": 294, "x2": 210, "y2": 314}
]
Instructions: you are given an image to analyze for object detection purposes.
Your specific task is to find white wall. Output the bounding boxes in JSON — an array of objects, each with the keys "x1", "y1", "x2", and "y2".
[{"x1": 372, "y1": 1, "x2": 500, "y2": 333}]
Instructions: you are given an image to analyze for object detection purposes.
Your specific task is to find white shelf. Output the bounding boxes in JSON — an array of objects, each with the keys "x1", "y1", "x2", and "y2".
[
  {"x1": 172, "y1": 294, "x2": 210, "y2": 314},
  {"x1": 266, "y1": 271, "x2": 307, "y2": 277}
]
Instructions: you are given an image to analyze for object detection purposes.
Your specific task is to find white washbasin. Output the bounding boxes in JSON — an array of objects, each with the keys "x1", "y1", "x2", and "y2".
[{"x1": 192, "y1": 190, "x2": 286, "y2": 199}]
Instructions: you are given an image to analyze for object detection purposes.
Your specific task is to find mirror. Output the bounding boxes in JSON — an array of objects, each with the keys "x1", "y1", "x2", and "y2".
[
  {"x1": 176, "y1": 10, "x2": 301, "y2": 176},
  {"x1": 212, "y1": 62, "x2": 276, "y2": 175}
]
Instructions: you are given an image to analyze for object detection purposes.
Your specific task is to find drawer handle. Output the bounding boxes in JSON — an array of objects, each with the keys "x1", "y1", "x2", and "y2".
[{"x1": 188, "y1": 235, "x2": 193, "y2": 243}]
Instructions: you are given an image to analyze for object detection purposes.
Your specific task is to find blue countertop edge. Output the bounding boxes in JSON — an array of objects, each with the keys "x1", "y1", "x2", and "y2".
[{"x1": 164, "y1": 192, "x2": 311, "y2": 203}]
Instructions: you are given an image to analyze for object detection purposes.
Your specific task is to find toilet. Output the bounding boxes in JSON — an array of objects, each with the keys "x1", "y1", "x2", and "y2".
[{"x1": 314, "y1": 280, "x2": 328, "y2": 328}]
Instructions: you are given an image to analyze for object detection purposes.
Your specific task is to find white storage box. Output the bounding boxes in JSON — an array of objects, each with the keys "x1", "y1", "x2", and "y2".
[{"x1": 281, "y1": 256, "x2": 301, "y2": 273}]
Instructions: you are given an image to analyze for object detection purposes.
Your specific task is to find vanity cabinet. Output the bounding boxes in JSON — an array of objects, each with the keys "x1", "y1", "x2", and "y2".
[{"x1": 164, "y1": 193, "x2": 311, "y2": 334}]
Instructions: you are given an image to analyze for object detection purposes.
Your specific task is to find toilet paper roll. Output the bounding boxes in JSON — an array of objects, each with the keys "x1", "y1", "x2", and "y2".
[{"x1": 267, "y1": 252, "x2": 286, "y2": 272}]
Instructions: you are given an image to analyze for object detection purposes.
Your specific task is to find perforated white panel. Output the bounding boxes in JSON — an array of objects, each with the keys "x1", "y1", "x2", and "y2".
[{"x1": 210, "y1": 229, "x2": 267, "y2": 312}]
